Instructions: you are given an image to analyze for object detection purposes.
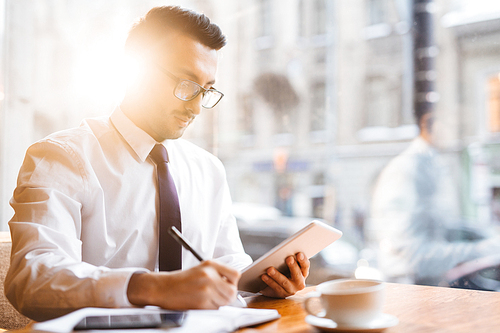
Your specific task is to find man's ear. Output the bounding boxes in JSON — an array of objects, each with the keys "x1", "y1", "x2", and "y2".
[
  {"x1": 425, "y1": 113, "x2": 435, "y2": 134},
  {"x1": 419, "y1": 112, "x2": 435, "y2": 142}
]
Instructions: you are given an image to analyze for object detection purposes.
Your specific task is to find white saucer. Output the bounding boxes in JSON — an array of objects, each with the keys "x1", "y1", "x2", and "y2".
[{"x1": 305, "y1": 313, "x2": 399, "y2": 332}]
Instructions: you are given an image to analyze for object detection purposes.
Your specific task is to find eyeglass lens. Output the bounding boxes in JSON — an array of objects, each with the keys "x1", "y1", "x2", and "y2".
[
  {"x1": 174, "y1": 80, "x2": 222, "y2": 108},
  {"x1": 201, "y1": 90, "x2": 223, "y2": 108}
]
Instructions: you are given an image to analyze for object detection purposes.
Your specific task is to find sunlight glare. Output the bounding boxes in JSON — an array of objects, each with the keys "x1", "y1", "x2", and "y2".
[
  {"x1": 122, "y1": 54, "x2": 145, "y2": 88},
  {"x1": 72, "y1": 40, "x2": 126, "y2": 105}
]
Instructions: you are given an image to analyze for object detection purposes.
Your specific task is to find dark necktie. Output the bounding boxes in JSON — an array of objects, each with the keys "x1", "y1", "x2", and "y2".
[{"x1": 149, "y1": 144, "x2": 182, "y2": 271}]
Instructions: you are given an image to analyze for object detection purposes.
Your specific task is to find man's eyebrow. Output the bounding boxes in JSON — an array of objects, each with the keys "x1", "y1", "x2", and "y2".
[{"x1": 176, "y1": 68, "x2": 216, "y2": 86}]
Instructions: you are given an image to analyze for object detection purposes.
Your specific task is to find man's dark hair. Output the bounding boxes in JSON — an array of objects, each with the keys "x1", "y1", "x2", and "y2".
[
  {"x1": 414, "y1": 109, "x2": 429, "y2": 128},
  {"x1": 124, "y1": 6, "x2": 226, "y2": 59},
  {"x1": 414, "y1": 109, "x2": 434, "y2": 133}
]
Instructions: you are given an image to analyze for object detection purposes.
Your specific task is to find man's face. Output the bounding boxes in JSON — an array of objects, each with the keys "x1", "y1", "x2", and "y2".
[{"x1": 138, "y1": 33, "x2": 219, "y2": 142}]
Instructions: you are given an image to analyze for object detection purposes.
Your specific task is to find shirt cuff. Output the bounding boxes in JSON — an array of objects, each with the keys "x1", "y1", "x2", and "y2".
[{"x1": 96, "y1": 268, "x2": 150, "y2": 308}]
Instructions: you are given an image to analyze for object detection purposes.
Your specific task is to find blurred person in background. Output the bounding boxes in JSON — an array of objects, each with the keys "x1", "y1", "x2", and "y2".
[
  {"x1": 368, "y1": 109, "x2": 500, "y2": 286},
  {"x1": 4, "y1": 6, "x2": 309, "y2": 321}
]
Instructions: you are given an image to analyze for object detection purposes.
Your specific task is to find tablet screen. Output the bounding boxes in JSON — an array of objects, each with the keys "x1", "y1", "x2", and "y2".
[{"x1": 73, "y1": 312, "x2": 186, "y2": 330}]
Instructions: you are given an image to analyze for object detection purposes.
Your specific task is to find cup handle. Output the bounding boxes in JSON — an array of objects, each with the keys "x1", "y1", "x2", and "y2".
[{"x1": 304, "y1": 291, "x2": 326, "y2": 318}]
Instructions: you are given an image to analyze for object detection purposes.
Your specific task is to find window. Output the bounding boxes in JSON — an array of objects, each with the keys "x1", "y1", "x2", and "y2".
[
  {"x1": 253, "y1": 72, "x2": 299, "y2": 135},
  {"x1": 313, "y1": 0, "x2": 327, "y2": 36},
  {"x1": 240, "y1": 94, "x2": 255, "y2": 137},
  {"x1": 364, "y1": 75, "x2": 401, "y2": 128},
  {"x1": 258, "y1": 0, "x2": 272, "y2": 37},
  {"x1": 310, "y1": 81, "x2": 326, "y2": 132},
  {"x1": 488, "y1": 75, "x2": 500, "y2": 133},
  {"x1": 368, "y1": 0, "x2": 386, "y2": 26},
  {"x1": 298, "y1": 0, "x2": 307, "y2": 37}
]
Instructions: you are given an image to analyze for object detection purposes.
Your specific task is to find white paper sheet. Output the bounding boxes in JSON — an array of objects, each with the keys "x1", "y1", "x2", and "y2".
[{"x1": 32, "y1": 306, "x2": 280, "y2": 333}]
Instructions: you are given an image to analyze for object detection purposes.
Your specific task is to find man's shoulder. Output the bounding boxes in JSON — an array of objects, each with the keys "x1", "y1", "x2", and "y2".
[
  {"x1": 38, "y1": 116, "x2": 111, "y2": 146},
  {"x1": 28, "y1": 116, "x2": 114, "y2": 162}
]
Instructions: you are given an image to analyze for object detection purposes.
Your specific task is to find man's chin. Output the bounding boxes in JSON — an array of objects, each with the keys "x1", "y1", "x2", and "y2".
[{"x1": 165, "y1": 129, "x2": 186, "y2": 141}]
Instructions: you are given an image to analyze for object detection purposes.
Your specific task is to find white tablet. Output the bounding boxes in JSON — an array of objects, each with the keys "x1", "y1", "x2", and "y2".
[{"x1": 238, "y1": 220, "x2": 343, "y2": 293}]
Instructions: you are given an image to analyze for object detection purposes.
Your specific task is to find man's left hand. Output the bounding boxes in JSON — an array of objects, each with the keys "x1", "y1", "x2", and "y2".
[{"x1": 259, "y1": 252, "x2": 309, "y2": 298}]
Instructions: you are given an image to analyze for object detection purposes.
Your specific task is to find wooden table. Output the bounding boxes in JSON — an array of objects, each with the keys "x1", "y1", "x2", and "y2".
[{"x1": 238, "y1": 283, "x2": 500, "y2": 332}]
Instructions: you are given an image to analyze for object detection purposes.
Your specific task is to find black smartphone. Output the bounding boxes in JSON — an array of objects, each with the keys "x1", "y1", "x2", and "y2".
[{"x1": 73, "y1": 311, "x2": 186, "y2": 330}]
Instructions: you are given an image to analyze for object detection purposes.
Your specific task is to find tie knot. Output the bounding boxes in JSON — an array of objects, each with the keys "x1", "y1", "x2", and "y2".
[{"x1": 150, "y1": 144, "x2": 169, "y2": 164}]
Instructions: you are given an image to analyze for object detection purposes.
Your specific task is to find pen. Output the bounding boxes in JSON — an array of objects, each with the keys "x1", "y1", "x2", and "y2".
[
  {"x1": 168, "y1": 226, "x2": 247, "y2": 307},
  {"x1": 168, "y1": 226, "x2": 204, "y2": 262}
]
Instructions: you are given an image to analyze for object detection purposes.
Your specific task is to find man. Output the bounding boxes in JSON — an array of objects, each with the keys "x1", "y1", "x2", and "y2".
[
  {"x1": 368, "y1": 110, "x2": 499, "y2": 285},
  {"x1": 5, "y1": 6, "x2": 309, "y2": 321}
]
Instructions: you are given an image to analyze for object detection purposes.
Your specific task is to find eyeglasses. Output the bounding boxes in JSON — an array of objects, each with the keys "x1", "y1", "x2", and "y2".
[{"x1": 154, "y1": 63, "x2": 224, "y2": 109}]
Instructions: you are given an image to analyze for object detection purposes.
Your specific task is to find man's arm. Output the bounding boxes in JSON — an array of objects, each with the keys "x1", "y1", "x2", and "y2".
[
  {"x1": 5, "y1": 140, "x2": 147, "y2": 321},
  {"x1": 127, "y1": 260, "x2": 240, "y2": 309},
  {"x1": 6, "y1": 220, "x2": 146, "y2": 321}
]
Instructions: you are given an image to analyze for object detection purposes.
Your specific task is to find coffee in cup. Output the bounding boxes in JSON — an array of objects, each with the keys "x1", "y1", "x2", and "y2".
[{"x1": 304, "y1": 279, "x2": 385, "y2": 327}]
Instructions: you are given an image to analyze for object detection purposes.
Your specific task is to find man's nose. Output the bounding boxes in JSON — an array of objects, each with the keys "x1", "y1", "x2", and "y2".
[{"x1": 185, "y1": 94, "x2": 203, "y2": 116}]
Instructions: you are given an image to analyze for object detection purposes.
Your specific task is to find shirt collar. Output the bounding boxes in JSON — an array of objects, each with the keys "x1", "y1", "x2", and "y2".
[
  {"x1": 412, "y1": 136, "x2": 436, "y2": 155},
  {"x1": 110, "y1": 106, "x2": 159, "y2": 162}
]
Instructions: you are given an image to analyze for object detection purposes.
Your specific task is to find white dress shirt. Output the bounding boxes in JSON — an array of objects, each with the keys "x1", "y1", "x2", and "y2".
[
  {"x1": 368, "y1": 137, "x2": 497, "y2": 284},
  {"x1": 5, "y1": 107, "x2": 252, "y2": 321}
]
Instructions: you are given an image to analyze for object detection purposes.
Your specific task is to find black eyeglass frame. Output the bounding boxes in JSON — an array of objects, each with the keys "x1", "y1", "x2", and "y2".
[{"x1": 154, "y1": 63, "x2": 224, "y2": 109}]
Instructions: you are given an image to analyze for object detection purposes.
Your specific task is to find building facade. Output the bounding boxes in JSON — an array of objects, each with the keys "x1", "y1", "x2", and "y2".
[
  {"x1": 214, "y1": 0, "x2": 500, "y2": 242},
  {"x1": 1, "y1": 0, "x2": 500, "y2": 240}
]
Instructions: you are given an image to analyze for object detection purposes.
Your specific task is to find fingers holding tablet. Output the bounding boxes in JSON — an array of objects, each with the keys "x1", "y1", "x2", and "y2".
[
  {"x1": 259, "y1": 252, "x2": 310, "y2": 298},
  {"x1": 295, "y1": 252, "x2": 310, "y2": 280},
  {"x1": 237, "y1": 221, "x2": 342, "y2": 294}
]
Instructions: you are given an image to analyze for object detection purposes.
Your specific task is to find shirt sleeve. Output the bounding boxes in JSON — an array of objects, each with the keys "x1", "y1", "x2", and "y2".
[{"x1": 4, "y1": 140, "x2": 147, "y2": 322}]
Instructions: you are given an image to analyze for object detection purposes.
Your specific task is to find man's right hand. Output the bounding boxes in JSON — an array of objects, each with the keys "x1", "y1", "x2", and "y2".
[{"x1": 126, "y1": 260, "x2": 240, "y2": 310}]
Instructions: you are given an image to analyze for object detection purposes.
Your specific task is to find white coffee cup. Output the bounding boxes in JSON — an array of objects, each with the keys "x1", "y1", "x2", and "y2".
[{"x1": 304, "y1": 279, "x2": 385, "y2": 327}]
